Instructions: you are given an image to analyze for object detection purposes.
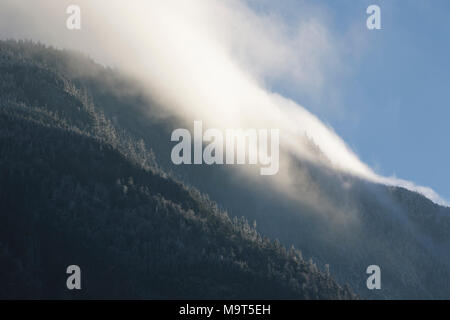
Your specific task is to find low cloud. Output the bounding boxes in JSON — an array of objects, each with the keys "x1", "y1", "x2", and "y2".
[{"x1": 0, "y1": 0, "x2": 447, "y2": 207}]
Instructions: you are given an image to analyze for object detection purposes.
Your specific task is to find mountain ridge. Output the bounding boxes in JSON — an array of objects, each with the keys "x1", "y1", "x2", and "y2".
[
  {"x1": 0, "y1": 40, "x2": 355, "y2": 299},
  {"x1": 2, "y1": 40, "x2": 450, "y2": 299}
]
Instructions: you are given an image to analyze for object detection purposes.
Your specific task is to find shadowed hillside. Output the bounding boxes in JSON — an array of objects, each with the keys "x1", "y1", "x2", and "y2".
[{"x1": 0, "y1": 40, "x2": 355, "y2": 299}]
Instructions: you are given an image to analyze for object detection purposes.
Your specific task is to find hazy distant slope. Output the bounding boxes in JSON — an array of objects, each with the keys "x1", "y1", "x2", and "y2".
[{"x1": 0, "y1": 40, "x2": 354, "y2": 299}]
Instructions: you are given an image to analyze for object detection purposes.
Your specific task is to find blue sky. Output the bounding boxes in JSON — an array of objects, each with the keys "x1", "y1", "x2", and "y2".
[{"x1": 252, "y1": 0, "x2": 450, "y2": 201}]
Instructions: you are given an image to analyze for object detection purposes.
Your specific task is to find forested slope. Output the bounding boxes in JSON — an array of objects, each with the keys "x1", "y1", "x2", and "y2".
[{"x1": 0, "y1": 40, "x2": 355, "y2": 299}]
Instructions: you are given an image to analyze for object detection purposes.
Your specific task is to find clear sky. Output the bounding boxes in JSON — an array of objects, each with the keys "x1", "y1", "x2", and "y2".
[{"x1": 250, "y1": 0, "x2": 450, "y2": 201}]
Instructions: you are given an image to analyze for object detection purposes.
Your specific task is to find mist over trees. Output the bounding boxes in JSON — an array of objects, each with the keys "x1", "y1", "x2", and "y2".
[
  {"x1": 2, "y1": 40, "x2": 450, "y2": 300},
  {"x1": 0, "y1": 40, "x2": 355, "y2": 299}
]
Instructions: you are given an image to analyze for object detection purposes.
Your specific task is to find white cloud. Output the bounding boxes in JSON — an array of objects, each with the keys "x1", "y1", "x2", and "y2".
[{"x1": 0, "y1": 0, "x2": 447, "y2": 207}]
